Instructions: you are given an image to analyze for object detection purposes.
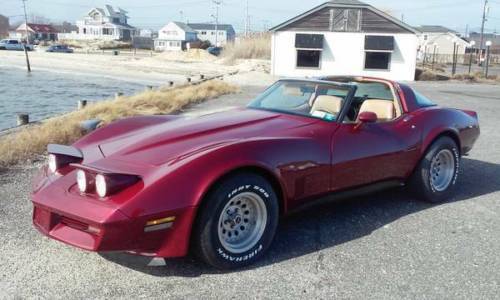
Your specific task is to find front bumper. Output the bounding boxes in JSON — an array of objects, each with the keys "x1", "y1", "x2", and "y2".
[{"x1": 32, "y1": 168, "x2": 197, "y2": 257}]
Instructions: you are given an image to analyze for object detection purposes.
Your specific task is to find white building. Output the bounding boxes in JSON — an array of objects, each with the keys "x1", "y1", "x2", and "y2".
[
  {"x1": 269, "y1": 0, "x2": 419, "y2": 81},
  {"x1": 187, "y1": 23, "x2": 236, "y2": 46},
  {"x1": 154, "y1": 22, "x2": 198, "y2": 51},
  {"x1": 59, "y1": 5, "x2": 137, "y2": 41},
  {"x1": 416, "y1": 26, "x2": 470, "y2": 57}
]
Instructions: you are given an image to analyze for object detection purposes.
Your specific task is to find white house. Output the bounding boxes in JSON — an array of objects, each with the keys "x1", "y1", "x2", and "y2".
[
  {"x1": 415, "y1": 26, "x2": 470, "y2": 58},
  {"x1": 269, "y1": 0, "x2": 419, "y2": 81},
  {"x1": 187, "y1": 23, "x2": 235, "y2": 46},
  {"x1": 154, "y1": 22, "x2": 198, "y2": 51},
  {"x1": 59, "y1": 5, "x2": 137, "y2": 41}
]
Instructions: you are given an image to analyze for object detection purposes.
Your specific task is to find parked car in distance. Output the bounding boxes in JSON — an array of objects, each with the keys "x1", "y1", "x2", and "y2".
[
  {"x1": 32, "y1": 76, "x2": 480, "y2": 270},
  {"x1": 46, "y1": 44, "x2": 74, "y2": 53},
  {"x1": 0, "y1": 39, "x2": 34, "y2": 51},
  {"x1": 207, "y1": 46, "x2": 223, "y2": 56}
]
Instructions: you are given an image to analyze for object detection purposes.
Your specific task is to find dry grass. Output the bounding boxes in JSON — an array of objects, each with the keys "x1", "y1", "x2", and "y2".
[
  {"x1": 453, "y1": 71, "x2": 500, "y2": 83},
  {"x1": 221, "y1": 34, "x2": 271, "y2": 64},
  {"x1": 415, "y1": 68, "x2": 450, "y2": 81},
  {"x1": 0, "y1": 80, "x2": 238, "y2": 167}
]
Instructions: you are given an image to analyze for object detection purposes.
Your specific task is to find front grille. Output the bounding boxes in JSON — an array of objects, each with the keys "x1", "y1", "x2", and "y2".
[{"x1": 60, "y1": 216, "x2": 88, "y2": 232}]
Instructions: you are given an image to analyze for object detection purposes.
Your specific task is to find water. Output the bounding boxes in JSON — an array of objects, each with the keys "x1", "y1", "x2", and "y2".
[{"x1": 0, "y1": 67, "x2": 146, "y2": 130}]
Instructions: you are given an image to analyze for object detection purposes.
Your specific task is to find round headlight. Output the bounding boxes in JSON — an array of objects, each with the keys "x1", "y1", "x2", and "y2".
[
  {"x1": 95, "y1": 174, "x2": 107, "y2": 198},
  {"x1": 76, "y1": 170, "x2": 88, "y2": 193},
  {"x1": 48, "y1": 154, "x2": 57, "y2": 173}
]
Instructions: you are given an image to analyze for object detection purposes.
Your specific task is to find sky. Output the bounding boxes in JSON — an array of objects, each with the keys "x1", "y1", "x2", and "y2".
[{"x1": 2, "y1": 0, "x2": 500, "y2": 34}]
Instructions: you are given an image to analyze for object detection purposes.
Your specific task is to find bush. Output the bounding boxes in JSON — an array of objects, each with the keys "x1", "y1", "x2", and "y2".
[{"x1": 221, "y1": 34, "x2": 271, "y2": 64}]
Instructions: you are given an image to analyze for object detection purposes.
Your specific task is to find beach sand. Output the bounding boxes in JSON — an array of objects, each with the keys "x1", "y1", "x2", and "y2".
[{"x1": 0, "y1": 49, "x2": 273, "y2": 86}]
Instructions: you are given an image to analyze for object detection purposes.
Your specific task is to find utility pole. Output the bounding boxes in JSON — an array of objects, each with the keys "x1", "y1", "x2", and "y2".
[
  {"x1": 21, "y1": 0, "x2": 31, "y2": 72},
  {"x1": 245, "y1": 0, "x2": 250, "y2": 37},
  {"x1": 212, "y1": 0, "x2": 221, "y2": 47},
  {"x1": 479, "y1": 0, "x2": 488, "y2": 61}
]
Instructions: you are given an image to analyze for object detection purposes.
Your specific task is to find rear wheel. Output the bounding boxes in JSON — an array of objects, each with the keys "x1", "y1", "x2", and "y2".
[
  {"x1": 410, "y1": 136, "x2": 460, "y2": 203},
  {"x1": 192, "y1": 172, "x2": 279, "y2": 269}
]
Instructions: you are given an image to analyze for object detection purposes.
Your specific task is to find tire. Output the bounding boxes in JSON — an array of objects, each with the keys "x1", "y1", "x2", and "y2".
[
  {"x1": 192, "y1": 172, "x2": 279, "y2": 269},
  {"x1": 410, "y1": 136, "x2": 460, "y2": 203}
]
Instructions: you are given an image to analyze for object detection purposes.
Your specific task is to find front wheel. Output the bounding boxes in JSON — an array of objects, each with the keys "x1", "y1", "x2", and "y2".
[
  {"x1": 410, "y1": 136, "x2": 460, "y2": 203},
  {"x1": 192, "y1": 172, "x2": 279, "y2": 269}
]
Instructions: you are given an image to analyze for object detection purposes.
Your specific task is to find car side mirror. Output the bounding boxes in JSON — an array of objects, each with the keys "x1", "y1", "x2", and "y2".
[{"x1": 358, "y1": 111, "x2": 378, "y2": 124}]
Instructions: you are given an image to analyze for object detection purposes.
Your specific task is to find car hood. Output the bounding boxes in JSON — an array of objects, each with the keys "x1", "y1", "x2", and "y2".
[{"x1": 98, "y1": 108, "x2": 316, "y2": 166}]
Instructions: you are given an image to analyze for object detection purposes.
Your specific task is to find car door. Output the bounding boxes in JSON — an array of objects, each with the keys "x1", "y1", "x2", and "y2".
[{"x1": 330, "y1": 113, "x2": 422, "y2": 191}]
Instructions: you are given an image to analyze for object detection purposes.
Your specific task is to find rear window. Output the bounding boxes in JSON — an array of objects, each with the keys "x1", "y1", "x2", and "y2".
[
  {"x1": 414, "y1": 91, "x2": 436, "y2": 107},
  {"x1": 354, "y1": 82, "x2": 394, "y2": 100}
]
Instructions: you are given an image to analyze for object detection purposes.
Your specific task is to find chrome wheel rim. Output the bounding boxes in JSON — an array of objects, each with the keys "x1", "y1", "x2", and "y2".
[
  {"x1": 217, "y1": 192, "x2": 267, "y2": 254},
  {"x1": 430, "y1": 149, "x2": 455, "y2": 192}
]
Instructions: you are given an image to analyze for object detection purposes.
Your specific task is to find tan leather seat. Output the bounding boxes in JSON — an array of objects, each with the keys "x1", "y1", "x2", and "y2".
[
  {"x1": 357, "y1": 99, "x2": 396, "y2": 122},
  {"x1": 310, "y1": 95, "x2": 343, "y2": 116}
]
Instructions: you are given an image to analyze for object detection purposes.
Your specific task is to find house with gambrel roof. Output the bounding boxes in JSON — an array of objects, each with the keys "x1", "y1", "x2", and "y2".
[{"x1": 269, "y1": 0, "x2": 419, "y2": 81}]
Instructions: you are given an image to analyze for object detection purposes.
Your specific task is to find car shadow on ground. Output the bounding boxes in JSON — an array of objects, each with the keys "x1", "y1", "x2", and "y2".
[{"x1": 99, "y1": 158, "x2": 500, "y2": 277}]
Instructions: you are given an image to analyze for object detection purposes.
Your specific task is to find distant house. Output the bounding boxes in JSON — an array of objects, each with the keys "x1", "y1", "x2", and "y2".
[
  {"x1": 0, "y1": 15, "x2": 9, "y2": 38},
  {"x1": 59, "y1": 5, "x2": 137, "y2": 41},
  {"x1": 154, "y1": 22, "x2": 198, "y2": 51},
  {"x1": 187, "y1": 23, "x2": 235, "y2": 46},
  {"x1": 468, "y1": 32, "x2": 500, "y2": 53},
  {"x1": 15, "y1": 23, "x2": 58, "y2": 42},
  {"x1": 269, "y1": 0, "x2": 419, "y2": 81},
  {"x1": 415, "y1": 25, "x2": 470, "y2": 57},
  {"x1": 52, "y1": 22, "x2": 78, "y2": 34}
]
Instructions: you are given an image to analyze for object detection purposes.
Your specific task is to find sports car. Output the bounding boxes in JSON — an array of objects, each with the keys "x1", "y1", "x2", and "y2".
[{"x1": 32, "y1": 76, "x2": 480, "y2": 269}]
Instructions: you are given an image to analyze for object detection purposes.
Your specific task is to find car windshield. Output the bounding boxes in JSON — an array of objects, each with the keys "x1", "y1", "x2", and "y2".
[{"x1": 248, "y1": 80, "x2": 353, "y2": 121}]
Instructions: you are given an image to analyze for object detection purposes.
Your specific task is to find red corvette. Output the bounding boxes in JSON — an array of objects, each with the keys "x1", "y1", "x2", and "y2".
[{"x1": 32, "y1": 76, "x2": 480, "y2": 269}]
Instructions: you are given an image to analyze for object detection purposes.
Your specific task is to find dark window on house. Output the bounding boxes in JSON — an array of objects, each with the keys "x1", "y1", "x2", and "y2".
[
  {"x1": 364, "y1": 35, "x2": 394, "y2": 70},
  {"x1": 364, "y1": 52, "x2": 391, "y2": 70},
  {"x1": 295, "y1": 34, "x2": 324, "y2": 49},
  {"x1": 113, "y1": 18, "x2": 120, "y2": 23},
  {"x1": 297, "y1": 50, "x2": 321, "y2": 68},
  {"x1": 329, "y1": 8, "x2": 361, "y2": 32},
  {"x1": 365, "y1": 36, "x2": 394, "y2": 51}
]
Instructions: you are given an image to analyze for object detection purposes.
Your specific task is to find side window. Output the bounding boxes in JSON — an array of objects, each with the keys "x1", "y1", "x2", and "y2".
[{"x1": 414, "y1": 91, "x2": 436, "y2": 107}]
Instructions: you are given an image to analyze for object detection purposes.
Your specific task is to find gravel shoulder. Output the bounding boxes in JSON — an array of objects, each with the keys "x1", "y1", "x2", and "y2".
[{"x1": 0, "y1": 79, "x2": 499, "y2": 299}]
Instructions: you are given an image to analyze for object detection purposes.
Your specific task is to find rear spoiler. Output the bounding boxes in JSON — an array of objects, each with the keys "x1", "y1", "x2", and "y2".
[{"x1": 47, "y1": 144, "x2": 83, "y2": 158}]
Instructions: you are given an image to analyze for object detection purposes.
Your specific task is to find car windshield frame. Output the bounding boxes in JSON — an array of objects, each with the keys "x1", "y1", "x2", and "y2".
[{"x1": 247, "y1": 79, "x2": 357, "y2": 123}]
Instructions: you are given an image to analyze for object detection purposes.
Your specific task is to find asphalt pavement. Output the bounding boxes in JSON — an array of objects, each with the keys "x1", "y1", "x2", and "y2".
[{"x1": 0, "y1": 79, "x2": 499, "y2": 299}]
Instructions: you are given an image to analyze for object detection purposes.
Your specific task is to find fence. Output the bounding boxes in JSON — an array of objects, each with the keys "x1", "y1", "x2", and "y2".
[{"x1": 422, "y1": 53, "x2": 500, "y2": 65}]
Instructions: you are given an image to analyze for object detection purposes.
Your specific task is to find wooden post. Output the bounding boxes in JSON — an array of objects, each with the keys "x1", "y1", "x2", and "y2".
[
  {"x1": 115, "y1": 92, "x2": 124, "y2": 99},
  {"x1": 17, "y1": 114, "x2": 29, "y2": 126},
  {"x1": 187, "y1": 77, "x2": 192, "y2": 84},
  {"x1": 78, "y1": 100, "x2": 87, "y2": 110},
  {"x1": 200, "y1": 74, "x2": 205, "y2": 80},
  {"x1": 169, "y1": 81, "x2": 174, "y2": 87}
]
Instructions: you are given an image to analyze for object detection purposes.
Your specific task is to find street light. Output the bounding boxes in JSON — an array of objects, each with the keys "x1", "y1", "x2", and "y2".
[
  {"x1": 485, "y1": 40, "x2": 492, "y2": 77},
  {"x1": 468, "y1": 40, "x2": 476, "y2": 74}
]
